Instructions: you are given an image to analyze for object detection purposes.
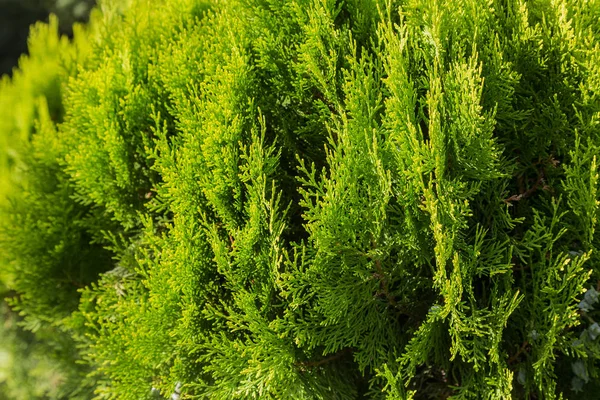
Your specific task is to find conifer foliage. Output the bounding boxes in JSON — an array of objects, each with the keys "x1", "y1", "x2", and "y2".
[{"x1": 1, "y1": 0, "x2": 600, "y2": 398}]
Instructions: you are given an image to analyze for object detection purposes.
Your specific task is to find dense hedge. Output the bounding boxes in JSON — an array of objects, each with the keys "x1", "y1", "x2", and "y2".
[{"x1": 1, "y1": 0, "x2": 600, "y2": 398}]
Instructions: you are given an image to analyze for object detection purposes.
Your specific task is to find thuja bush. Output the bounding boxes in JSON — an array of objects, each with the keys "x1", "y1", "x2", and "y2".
[{"x1": 1, "y1": 0, "x2": 600, "y2": 398}]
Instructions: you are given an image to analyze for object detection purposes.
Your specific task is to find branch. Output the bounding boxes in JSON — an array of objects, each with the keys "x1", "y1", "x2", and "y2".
[
  {"x1": 504, "y1": 170, "x2": 547, "y2": 204},
  {"x1": 296, "y1": 348, "x2": 351, "y2": 371},
  {"x1": 374, "y1": 259, "x2": 399, "y2": 308},
  {"x1": 507, "y1": 340, "x2": 529, "y2": 365},
  {"x1": 369, "y1": 240, "x2": 417, "y2": 318}
]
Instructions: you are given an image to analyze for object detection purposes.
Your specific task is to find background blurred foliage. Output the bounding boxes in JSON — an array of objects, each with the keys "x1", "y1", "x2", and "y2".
[
  {"x1": 0, "y1": 2, "x2": 95, "y2": 398},
  {"x1": 0, "y1": 0, "x2": 95, "y2": 76}
]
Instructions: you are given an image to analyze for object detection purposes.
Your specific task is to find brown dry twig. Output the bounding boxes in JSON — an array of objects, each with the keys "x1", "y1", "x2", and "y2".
[{"x1": 504, "y1": 170, "x2": 547, "y2": 204}]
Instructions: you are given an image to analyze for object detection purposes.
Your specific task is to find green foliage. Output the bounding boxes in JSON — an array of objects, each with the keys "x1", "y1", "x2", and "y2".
[{"x1": 1, "y1": 0, "x2": 600, "y2": 398}]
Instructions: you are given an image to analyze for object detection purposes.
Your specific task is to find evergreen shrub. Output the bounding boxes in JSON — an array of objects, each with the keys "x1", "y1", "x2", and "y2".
[{"x1": 1, "y1": 0, "x2": 600, "y2": 398}]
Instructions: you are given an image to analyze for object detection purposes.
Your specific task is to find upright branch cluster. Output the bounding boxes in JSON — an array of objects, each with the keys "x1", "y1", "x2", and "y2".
[{"x1": 0, "y1": 0, "x2": 599, "y2": 399}]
